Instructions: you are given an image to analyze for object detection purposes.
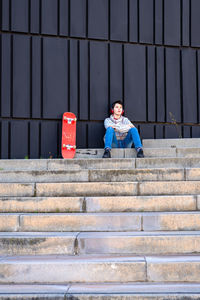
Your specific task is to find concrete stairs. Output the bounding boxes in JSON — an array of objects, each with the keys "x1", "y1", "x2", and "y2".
[{"x1": 1, "y1": 139, "x2": 200, "y2": 299}]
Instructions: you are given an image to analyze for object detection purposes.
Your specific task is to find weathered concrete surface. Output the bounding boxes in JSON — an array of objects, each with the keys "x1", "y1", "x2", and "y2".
[
  {"x1": 0, "y1": 232, "x2": 78, "y2": 255},
  {"x1": 177, "y1": 147, "x2": 200, "y2": 158},
  {"x1": 85, "y1": 195, "x2": 196, "y2": 212},
  {"x1": 186, "y1": 168, "x2": 200, "y2": 180},
  {"x1": 0, "y1": 159, "x2": 48, "y2": 171},
  {"x1": 139, "y1": 181, "x2": 200, "y2": 195},
  {"x1": 0, "y1": 197, "x2": 84, "y2": 213},
  {"x1": 0, "y1": 183, "x2": 34, "y2": 197},
  {"x1": 20, "y1": 213, "x2": 141, "y2": 232},
  {"x1": 0, "y1": 170, "x2": 89, "y2": 183},
  {"x1": 36, "y1": 182, "x2": 137, "y2": 197},
  {"x1": 89, "y1": 168, "x2": 184, "y2": 182},
  {"x1": 147, "y1": 255, "x2": 200, "y2": 282},
  {"x1": 125, "y1": 148, "x2": 177, "y2": 158},
  {"x1": 143, "y1": 138, "x2": 200, "y2": 148},
  {"x1": 0, "y1": 255, "x2": 146, "y2": 283},
  {"x1": 136, "y1": 157, "x2": 200, "y2": 169},
  {"x1": 143, "y1": 212, "x2": 200, "y2": 231},
  {"x1": 75, "y1": 149, "x2": 125, "y2": 158},
  {"x1": 47, "y1": 159, "x2": 136, "y2": 170},
  {"x1": 77, "y1": 232, "x2": 200, "y2": 255},
  {"x1": 0, "y1": 214, "x2": 19, "y2": 232}
]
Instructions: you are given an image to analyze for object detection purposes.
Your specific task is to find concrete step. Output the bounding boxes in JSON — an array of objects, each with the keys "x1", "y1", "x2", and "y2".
[
  {"x1": 0, "y1": 168, "x2": 193, "y2": 183},
  {"x1": 1, "y1": 283, "x2": 200, "y2": 299},
  {"x1": 0, "y1": 255, "x2": 146, "y2": 284},
  {"x1": 2, "y1": 181, "x2": 200, "y2": 197},
  {"x1": 78, "y1": 231, "x2": 200, "y2": 255},
  {"x1": 143, "y1": 138, "x2": 200, "y2": 148},
  {"x1": 1, "y1": 255, "x2": 200, "y2": 283},
  {"x1": 3, "y1": 231, "x2": 200, "y2": 256},
  {"x1": 0, "y1": 232, "x2": 78, "y2": 256},
  {"x1": 2, "y1": 212, "x2": 200, "y2": 232},
  {"x1": 0, "y1": 195, "x2": 196, "y2": 213}
]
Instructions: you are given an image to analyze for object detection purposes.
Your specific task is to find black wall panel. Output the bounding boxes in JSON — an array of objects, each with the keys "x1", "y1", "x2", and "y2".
[
  {"x1": 155, "y1": 0, "x2": 163, "y2": 45},
  {"x1": 88, "y1": 123, "x2": 105, "y2": 148},
  {"x1": 129, "y1": 0, "x2": 138, "y2": 42},
  {"x1": 88, "y1": 0, "x2": 108, "y2": 39},
  {"x1": 156, "y1": 47, "x2": 165, "y2": 122},
  {"x1": 164, "y1": 0, "x2": 180, "y2": 46},
  {"x1": 59, "y1": 0, "x2": 69, "y2": 36},
  {"x1": 32, "y1": 36, "x2": 41, "y2": 118},
  {"x1": 165, "y1": 48, "x2": 181, "y2": 123},
  {"x1": 13, "y1": 34, "x2": 30, "y2": 118},
  {"x1": 110, "y1": 0, "x2": 128, "y2": 42},
  {"x1": 182, "y1": 0, "x2": 190, "y2": 46},
  {"x1": 10, "y1": 120, "x2": 28, "y2": 159},
  {"x1": 1, "y1": 121, "x2": 9, "y2": 159},
  {"x1": 90, "y1": 42, "x2": 108, "y2": 120},
  {"x1": 70, "y1": 0, "x2": 86, "y2": 38},
  {"x1": 139, "y1": 0, "x2": 154, "y2": 44},
  {"x1": 182, "y1": 49, "x2": 197, "y2": 123},
  {"x1": 1, "y1": 34, "x2": 11, "y2": 117},
  {"x1": 41, "y1": 0, "x2": 58, "y2": 35},
  {"x1": 41, "y1": 121, "x2": 58, "y2": 158},
  {"x1": 124, "y1": 44, "x2": 146, "y2": 122},
  {"x1": 110, "y1": 43, "x2": 123, "y2": 105},
  {"x1": 191, "y1": 0, "x2": 200, "y2": 47},
  {"x1": 147, "y1": 46, "x2": 156, "y2": 122},
  {"x1": 43, "y1": 37, "x2": 68, "y2": 119},
  {"x1": 69, "y1": 40, "x2": 78, "y2": 116},
  {"x1": 1, "y1": 0, "x2": 10, "y2": 31},
  {"x1": 30, "y1": 0, "x2": 40, "y2": 34},
  {"x1": 30, "y1": 122, "x2": 40, "y2": 159},
  {"x1": 11, "y1": 0, "x2": 29, "y2": 32},
  {"x1": 77, "y1": 122, "x2": 87, "y2": 148},
  {"x1": 79, "y1": 41, "x2": 89, "y2": 120}
]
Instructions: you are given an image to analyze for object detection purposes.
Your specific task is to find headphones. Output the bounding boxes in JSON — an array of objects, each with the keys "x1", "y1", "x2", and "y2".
[{"x1": 110, "y1": 102, "x2": 124, "y2": 115}]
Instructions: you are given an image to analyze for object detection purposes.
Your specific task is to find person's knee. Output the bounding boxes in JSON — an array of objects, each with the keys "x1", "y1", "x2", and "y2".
[
  {"x1": 106, "y1": 127, "x2": 115, "y2": 133},
  {"x1": 130, "y1": 127, "x2": 138, "y2": 134}
]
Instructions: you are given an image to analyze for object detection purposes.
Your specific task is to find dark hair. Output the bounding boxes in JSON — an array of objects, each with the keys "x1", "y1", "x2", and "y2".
[{"x1": 111, "y1": 100, "x2": 123, "y2": 109}]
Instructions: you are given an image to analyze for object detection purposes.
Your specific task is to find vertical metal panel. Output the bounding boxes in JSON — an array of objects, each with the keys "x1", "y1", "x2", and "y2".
[
  {"x1": 182, "y1": 49, "x2": 197, "y2": 123},
  {"x1": 165, "y1": 124, "x2": 182, "y2": 138},
  {"x1": 30, "y1": 122, "x2": 40, "y2": 158},
  {"x1": 88, "y1": 123, "x2": 105, "y2": 148},
  {"x1": 155, "y1": 124, "x2": 164, "y2": 138},
  {"x1": 41, "y1": 0, "x2": 57, "y2": 35},
  {"x1": 197, "y1": 51, "x2": 200, "y2": 123},
  {"x1": 70, "y1": 0, "x2": 86, "y2": 37},
  {"x1": 77, "y1": 122, "x2": 88, "y2": 148},
  {"x1": 11, "y1": 0, "x2": 29, "y2": 32},
  {"x1": 79, "y1": 40, "x2": 89, "y2": 120},
  {"x1": 88, "y1": 0, "x2": 108, "y2": 39},
  {"x1": 41, "y1": 121, "x2": 58, "y2": 158},
  {"x1": 183, "y1": 125, "x2": 191, "y2": 138},
  {"x1": 30, "y1": 0, "x2": 40, "y2": 34},
  {"x1": 2, "y1": 0, "x2": 10, "y2": 30},
  {"x1": 164, "y1": 0, "x2": 181, "y2": 46},
  {"x1": 129, "y1": 0, "x2": 138, "y2": 42},
  {"x1": 192, "y1": 126, "x2": 200, "y2": 137},
  {"x1": 32, "y1": 36, "x2": 41, "y2": 118},
  {"x1": 60, "y1": 0, "x2": 69, "y2": 36},
  {"x1": 90, "y1": 42, "x2": 108, "y2": 120},
  {"x1": 140, "y1": 124, "x2": 155, "y2": 139},
  {"x1": 69, "y1": 40, "x2": 78, "y2": 116},
  {"x1": 166, "y1": 48, "x2": 181, "y2": 123},
  {"x1": 1, "y1": 121, "x2": 9, "y2": 159},
  {"x1": 10, "y1": 120, "x2": 28, "y2": 159},
  {"x1": 156, "y1": 47, "x2": 165, "y2": 122},
  {"x1": 1, "y1": 34, "x2": 11, "y2": 117},
  {"x1": 43, "y1": 37, "x2": 68, "y2": 119},
  {"x1": 124, "y1": 44, "x2": 146, "y2": 122},
  {"x1": 182, "y1": 0, "x2": 190, "y2": 46},
  {"x1": 110, "y1": 43, "x2": 123, "y2": 104},
  {"x1": 191, "y1": 0, "x2": 200, "y2": 47},
  {"x1": 110, "y1": 0, "x2": 128, "y2": 41},
  {"x1": 155, "y1": 0, "x2": 163, "y2": 44},
  {"x1": 139, "y1": 0, "x2": 154, "y2": 44},
  {"x1": 147, "y1": 46, "x2": 156, "y2": 122},
  {"x1": 13, "y1": 34, "x2": 30, "y2": 118}
]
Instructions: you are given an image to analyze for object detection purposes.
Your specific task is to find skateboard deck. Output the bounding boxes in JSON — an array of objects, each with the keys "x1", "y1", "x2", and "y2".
[{"x1": 61, "y1": 112, "x2": 77, "y2": 159}]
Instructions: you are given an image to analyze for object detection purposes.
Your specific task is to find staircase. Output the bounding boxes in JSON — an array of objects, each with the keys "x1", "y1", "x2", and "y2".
[{"x1": 1, "y1": 138, "x2": 200, "y2": 299}]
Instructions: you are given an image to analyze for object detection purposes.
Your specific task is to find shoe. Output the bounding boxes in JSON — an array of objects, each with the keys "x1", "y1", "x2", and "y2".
[
  {"x1": 137, "y1": 148, "x2": 144, "y2": 158},
  {"x1": 102, "y1": 148, "x2": 111, "y2": 158}
]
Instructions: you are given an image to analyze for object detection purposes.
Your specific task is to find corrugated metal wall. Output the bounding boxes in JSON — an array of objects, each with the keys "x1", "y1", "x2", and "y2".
[{"x1": 1, "y1": 0, "x2": 200, "y2": 158}]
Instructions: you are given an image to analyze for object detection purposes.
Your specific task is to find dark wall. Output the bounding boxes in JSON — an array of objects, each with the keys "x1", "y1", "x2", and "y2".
[{"x1": 1, "y1": 0, "x2": 200, "y2": 158}]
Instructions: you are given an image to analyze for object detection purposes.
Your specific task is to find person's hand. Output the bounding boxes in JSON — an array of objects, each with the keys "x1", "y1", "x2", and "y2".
[{"x1": 129, "y1": 124, "x2": 135, "y2": 128}]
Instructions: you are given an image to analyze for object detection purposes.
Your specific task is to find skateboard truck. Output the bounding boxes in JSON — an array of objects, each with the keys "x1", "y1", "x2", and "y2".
[
  {"x1": 63, "y1": 144, "x2": 76, "y2": 150},
  {"x1": 64, "y1": 117, "x2": 77, "y2": 124}
]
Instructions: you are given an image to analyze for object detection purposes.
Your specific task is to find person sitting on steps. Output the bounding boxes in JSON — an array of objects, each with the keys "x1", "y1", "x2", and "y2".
[{"x1": 102, "y1": 100, "x2": 144, "y2": 158}]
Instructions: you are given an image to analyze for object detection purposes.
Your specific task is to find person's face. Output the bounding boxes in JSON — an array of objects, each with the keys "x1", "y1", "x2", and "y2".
[{"x1": 113, "y1": 103, "x2": 123, "y2": 116}]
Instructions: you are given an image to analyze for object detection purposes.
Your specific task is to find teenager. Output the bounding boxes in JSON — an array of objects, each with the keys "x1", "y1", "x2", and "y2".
[{"x1": 103, "y1": 100, "x2": 144, "y2": 158}]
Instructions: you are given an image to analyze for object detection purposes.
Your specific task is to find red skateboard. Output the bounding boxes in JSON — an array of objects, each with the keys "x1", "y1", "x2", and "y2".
[{"x1": 61, "y1": 112, "x2": 77, "y2": 159}]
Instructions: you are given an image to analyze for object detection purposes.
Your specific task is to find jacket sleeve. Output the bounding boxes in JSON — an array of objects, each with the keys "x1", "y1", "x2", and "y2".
[
  {"x1": 104, "y1": 118, "x2": 116, "y2": 129},
  {"x1": 114, "y1": 118, "x2": 134, "y2": 133}
]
